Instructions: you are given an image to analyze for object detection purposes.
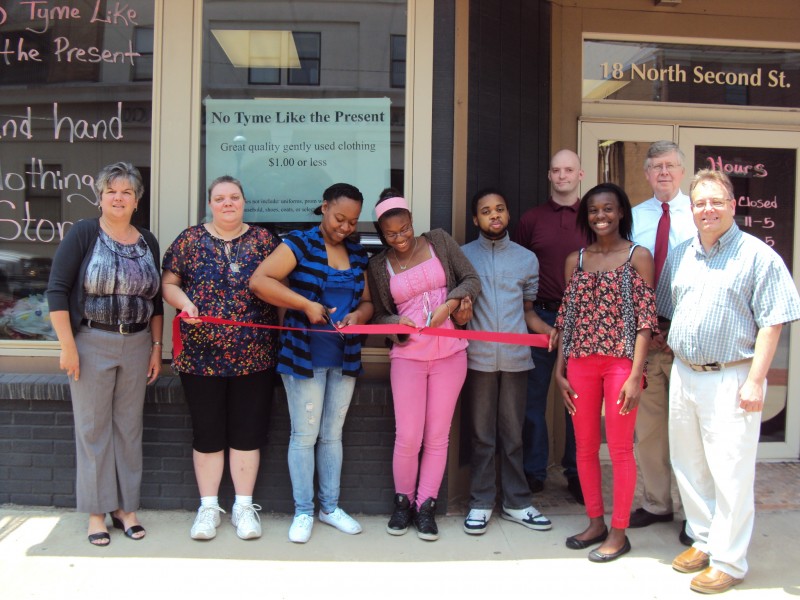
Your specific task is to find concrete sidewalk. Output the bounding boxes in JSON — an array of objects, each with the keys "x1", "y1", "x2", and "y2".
[{"x1": 1, "y1": 503, "x2": 798, "y2": 600}]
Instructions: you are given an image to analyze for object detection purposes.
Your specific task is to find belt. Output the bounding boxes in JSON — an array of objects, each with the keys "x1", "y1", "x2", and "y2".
[
  {"x1": 681, "y1": 358, "x2": 751, "y2": 372},
  {"x1": 533, "y1": 299, "x2": 561, "y2": 312},
  {"x1": 81, "y1": 319, "x2": 148, "y2": 334}
]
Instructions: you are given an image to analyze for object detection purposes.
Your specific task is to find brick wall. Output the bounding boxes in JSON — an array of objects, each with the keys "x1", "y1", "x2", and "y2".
[{"x1": 0, "y1": 374, "x2": 448, "y2": 515}]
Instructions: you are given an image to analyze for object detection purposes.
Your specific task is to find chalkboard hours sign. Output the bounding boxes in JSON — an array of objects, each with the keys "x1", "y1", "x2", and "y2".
[{"x1": 695, "y1": 146, "x2": 796, "y2": 273}]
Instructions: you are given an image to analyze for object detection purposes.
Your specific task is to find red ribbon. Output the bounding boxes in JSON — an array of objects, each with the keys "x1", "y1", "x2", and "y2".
[{"x1": 171, "y1": 312, "x2": 550, "y2": 355}]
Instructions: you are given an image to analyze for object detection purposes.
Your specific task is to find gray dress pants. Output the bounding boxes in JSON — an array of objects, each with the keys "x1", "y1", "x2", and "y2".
[{"x1": 68, "y1": 325, "x2": 151, "y2": 514}]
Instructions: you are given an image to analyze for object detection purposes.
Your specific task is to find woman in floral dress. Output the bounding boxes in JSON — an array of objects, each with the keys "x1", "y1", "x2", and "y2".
[
  {"x1": 162, "y1": 175, "x2": 278, "y2": 541},
  {"x1": 553, "y1": 182, "x2": 658, "y2": 563}
]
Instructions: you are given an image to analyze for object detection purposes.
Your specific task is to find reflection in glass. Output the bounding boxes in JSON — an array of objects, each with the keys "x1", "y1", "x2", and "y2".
[{"x1": 0, "y1": 1, "x2": 155, "y2": 341}]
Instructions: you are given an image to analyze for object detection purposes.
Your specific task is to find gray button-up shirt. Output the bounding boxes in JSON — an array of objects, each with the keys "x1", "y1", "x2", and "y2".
[{"x1": 657, "y1": 223, "x2": 800, "y2": 365}]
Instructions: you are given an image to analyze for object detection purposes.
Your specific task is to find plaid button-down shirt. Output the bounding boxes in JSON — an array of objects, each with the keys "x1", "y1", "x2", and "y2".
[{"x1": 657, "y1": 223, "x2": 800, "y2": 365}]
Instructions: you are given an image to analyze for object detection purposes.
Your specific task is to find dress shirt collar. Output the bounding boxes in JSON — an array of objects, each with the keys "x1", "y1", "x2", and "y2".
[{"x1": 691, "y1": 222, "x2": 741, "y2": 257}]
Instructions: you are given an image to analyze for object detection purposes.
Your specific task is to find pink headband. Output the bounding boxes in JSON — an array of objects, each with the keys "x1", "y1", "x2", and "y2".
[{"x1": 375, "y1": 196, "x2": 410, "y2": 220}]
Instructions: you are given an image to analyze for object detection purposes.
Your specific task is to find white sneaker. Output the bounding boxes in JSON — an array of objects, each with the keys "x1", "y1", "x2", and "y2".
[
  {"x1": 232, "y1": 503, "x2": 262, "y2": 540},
  {"x1": 190, "y1": 505, "x2": 226, "y2": 540},
  {"x1": 319, "y1": 507, "x2": 362, "y2": 535},
  {"x1": 288, "y1": 514, "x2": 314, "y2": 543},
  {"x1": 463, "y1": 508, "x2": 492, "y2": 535},
  {"x1": 500, "y1": 505, "x2": 552, "y2": 531}
]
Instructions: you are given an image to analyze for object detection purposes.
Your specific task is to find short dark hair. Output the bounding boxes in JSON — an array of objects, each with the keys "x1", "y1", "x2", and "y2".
[
  {"x1": 313, "y1": 182, "x2": 363, "y2": 215},
  {"x1": 470, "y1": 187, "x2": 506, "y2": 216},
  {"x1": 577, "y1": 182, "x2": 633, "y2": 243},
  {"x1": 207, "y1": 175, "x2": 245, "y2": 202},
  {"x1": 94, "y1": 162, "x2": 145, "y2": 201}
]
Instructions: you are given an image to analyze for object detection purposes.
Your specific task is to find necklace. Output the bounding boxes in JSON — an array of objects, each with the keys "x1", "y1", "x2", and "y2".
[
  {"x1": 209, "y1": 222, "x2": 245, "y2": 273},
  {"x1": 100, "y1": 217, "x2": 138, "y2": 245},
  {"x1": 393, "y1": 237, "x2": 418, "y2": 270}
]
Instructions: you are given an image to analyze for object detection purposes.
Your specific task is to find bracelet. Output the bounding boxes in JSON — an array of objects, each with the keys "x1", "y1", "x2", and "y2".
[{"x1": 152, "y1": 341, "x2": 163, "y2": 346}]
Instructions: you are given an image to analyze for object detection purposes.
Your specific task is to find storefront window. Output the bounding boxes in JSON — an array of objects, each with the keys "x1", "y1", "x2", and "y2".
[
  {"x1": 201, "y1": 0, "x2": 407, "y2": 233},
  {"x1": 0, "y1": 0, "x2": 155, "y2": 342}
]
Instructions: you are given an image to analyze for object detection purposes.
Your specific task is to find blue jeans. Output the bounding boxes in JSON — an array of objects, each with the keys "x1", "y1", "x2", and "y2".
[
  {"x1": 522, "y1": 306, "x2": 578, "y2": 481},
  {"x1": 282, "y1": 368, "x2": 356, "y2": 516}
]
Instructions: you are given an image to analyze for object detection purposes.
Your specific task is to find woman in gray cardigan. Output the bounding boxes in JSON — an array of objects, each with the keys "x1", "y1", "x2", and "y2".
[
  {"x1": 367, "y1": 189, "x2": 480, "y2": 541},
  {"x1": 47, "y1": 162, "x2": 163, "y2": 546}
]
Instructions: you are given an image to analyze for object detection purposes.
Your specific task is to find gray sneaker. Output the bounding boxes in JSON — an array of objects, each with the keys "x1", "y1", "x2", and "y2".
[
  {"x1": 190, "y1": 505, "x2": 226, "y2": 540},
  {"x1": 231, "y1": 503, "x2": 262, "y2": 540}
]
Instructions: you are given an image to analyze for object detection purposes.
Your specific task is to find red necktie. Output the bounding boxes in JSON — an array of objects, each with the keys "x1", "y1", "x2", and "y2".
[{"x1": 654, "y1": 202, "x2": 670, "y2": 284}]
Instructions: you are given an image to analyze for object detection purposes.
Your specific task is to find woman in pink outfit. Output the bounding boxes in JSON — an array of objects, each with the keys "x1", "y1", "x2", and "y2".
[{"x1": 368, "y1": 189, "x2": 480, "y2": 541}]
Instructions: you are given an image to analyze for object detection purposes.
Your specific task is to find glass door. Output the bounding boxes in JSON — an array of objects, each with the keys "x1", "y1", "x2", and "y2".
[
  {"x1": 679, "y1": 127, "x2": 800, "y2": 460},
  {"x1": 579, "y1": 119, "x2": 800, "y2": 459}
]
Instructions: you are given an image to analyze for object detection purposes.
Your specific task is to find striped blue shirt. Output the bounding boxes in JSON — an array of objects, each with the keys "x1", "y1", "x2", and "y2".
[
  {"x1": 278, "y1": 226, "x2": 368, "y2": 379},
  {"x1": 657, "y1": 223, "x2": 800, "y2": 365}
]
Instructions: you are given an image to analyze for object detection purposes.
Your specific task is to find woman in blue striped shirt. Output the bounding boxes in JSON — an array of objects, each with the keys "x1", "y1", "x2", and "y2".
[{"x1": 250, "y1": 183, "x2": 374, "y2": 544}]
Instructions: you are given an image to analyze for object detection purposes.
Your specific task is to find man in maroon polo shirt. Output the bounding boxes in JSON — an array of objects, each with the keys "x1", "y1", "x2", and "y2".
[{"x1": 512, "y1": 149, "x2": 588, "y2": 503}]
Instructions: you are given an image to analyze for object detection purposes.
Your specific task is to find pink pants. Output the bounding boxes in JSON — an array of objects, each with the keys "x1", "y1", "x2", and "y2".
[
  {"x1": 567, "y1": 354, "x2": 639, "y2": 529},
  {"x1": 390, "y1": 350, "x2": 467, "y2": 509}
]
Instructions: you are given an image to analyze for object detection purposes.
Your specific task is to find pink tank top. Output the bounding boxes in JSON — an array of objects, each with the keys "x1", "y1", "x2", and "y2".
[{"x1": 387, "y1": 246, "x2": 468, "y2": 361}]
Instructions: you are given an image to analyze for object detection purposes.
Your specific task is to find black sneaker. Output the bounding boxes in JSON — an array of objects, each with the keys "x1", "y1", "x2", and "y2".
[
  {"x1": 414, "y1": 497, "x2": 439, "y2": 541},
  {"x1": 386, "y1": 493, "x2": 412, "y2": 536}
]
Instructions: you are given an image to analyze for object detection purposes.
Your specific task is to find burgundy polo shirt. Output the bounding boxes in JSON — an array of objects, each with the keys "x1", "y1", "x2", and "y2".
[{"x1": 512, "y1": 198, "x2": 588, "y2": 303}]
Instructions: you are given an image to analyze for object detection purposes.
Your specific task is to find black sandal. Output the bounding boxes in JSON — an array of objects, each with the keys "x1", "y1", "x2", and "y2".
[
  {"x1": 87, "y1": 531, "x2": 111, "y2": 546},
  {"x1": 110, "y1": 514, "x2": 146, "y2": 540}
]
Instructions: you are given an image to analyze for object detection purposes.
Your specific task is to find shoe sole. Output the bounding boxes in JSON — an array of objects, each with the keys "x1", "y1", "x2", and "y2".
[
  {"x1": 289, "y1": 536, "x2": 310, "y2": 543},
  {"x1": 689, "y1": 579, "x2": 742, "y2": 594},
  {"x1": 416, "y1": 530, "x2": 439, "y2": 541},
  {"x1": 319, "y1": 520, "x2": 362, "y2": 535},
  {"x1": 386, "y1": 525, "x2": 408, "y2": 536},
  {"x1": 500, "y1": 512, "x2": 552, "y2": 531},
  {"x1": 463, "y1": 523, "x2": 487, "y2": 535},
  {"x1": 191, "y1": 530, "x2": 217, "y2": 540},
  {"x1": 236, "y1": 529, "x2": 262, "y2": 540}
]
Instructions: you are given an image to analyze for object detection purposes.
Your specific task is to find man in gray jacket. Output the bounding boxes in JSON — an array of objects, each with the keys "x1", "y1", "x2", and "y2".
[{"x1": 460, "y1": 188, "x2": 554, "y2": 535}]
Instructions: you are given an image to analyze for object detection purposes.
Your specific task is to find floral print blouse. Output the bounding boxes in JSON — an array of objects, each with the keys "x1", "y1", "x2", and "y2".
[
  {"x1": 556, "y1": 244, "x2": 658, "y2": 361},
  {"x1": 163, "y1": 224, "x2": 278, "y2": 376}
]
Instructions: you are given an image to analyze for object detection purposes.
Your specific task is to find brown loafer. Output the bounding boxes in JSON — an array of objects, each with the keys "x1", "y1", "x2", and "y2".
[
  {"x1": 690, "y1": 567, "x2": 743, "y2": 594},
  {"x1": 672, "y1": 547, "x2": 710, "y2": 573}
]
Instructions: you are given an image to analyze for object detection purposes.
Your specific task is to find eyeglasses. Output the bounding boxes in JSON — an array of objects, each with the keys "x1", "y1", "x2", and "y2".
[
  {"x1": 691, "y1": 197, "x2": 731, "y2": 210},
  {"x1": 648, "y1": 162, "x2": 682, "y2": 173},
  {"x1": 383, "y1": 224, "x2": 412, "y2": 241}
]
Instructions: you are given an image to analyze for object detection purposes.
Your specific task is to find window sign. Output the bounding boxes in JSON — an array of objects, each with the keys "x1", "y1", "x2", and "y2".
[
  {"x1": 0, "y1": 0, "x2": 155, "y2": 341},
  {"x1": 696, "y1": 146, "x2": 795, "y2": 272},
  {"x1": 205, "y1": 98, "x2": 391, "y2": 222},
  {"x1": 201, "y1": 0, "x2": 408, "y2": 229},
  {"x1": 584, "y1": 40, "x2": 800, "y2": 108}
]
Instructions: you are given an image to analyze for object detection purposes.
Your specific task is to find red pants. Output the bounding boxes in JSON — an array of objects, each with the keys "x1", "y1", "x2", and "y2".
[{"x1": 567, "y1": 355, "x2": 639, "y2": 529}]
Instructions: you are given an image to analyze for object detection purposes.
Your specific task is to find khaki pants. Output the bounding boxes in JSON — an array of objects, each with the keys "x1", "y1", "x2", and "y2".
[{"x1": 633, "y1": 348, "x2": 674, "y2": 515}]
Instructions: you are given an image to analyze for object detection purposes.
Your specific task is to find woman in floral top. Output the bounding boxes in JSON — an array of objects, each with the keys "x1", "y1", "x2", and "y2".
[
  {"x1": 553, "y1": 182, "x2": 658, "y2": 563},
  {"x1": 162, "y1": 175, "x2": 278, "y2": 542}
]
